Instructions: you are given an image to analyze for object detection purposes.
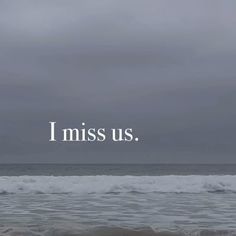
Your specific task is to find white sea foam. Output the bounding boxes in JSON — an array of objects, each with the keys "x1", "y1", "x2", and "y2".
[{"x1": 0, "y1": 175, "x2": 236, "y2": 194}]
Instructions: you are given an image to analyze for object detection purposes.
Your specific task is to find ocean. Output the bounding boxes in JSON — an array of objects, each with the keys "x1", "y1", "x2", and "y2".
[{"x1": 0, "y1": 164, "x2": 236, "y2": 236}]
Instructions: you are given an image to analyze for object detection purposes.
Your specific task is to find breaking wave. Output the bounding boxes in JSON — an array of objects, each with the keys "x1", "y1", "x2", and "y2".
[{"x1": 0, "y1": 175, "x2": 236, "y2": 194}]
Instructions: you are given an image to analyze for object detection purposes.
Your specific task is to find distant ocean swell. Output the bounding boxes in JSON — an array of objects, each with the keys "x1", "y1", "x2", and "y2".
[{"x1": 0, "y1": 175, "x2": 236, "y2": 194}]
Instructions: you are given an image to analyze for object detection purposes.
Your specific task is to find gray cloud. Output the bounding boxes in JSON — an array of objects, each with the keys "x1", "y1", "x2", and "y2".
[{"x1": 0, "y1": 0, "x2": 236, "y2": 163}]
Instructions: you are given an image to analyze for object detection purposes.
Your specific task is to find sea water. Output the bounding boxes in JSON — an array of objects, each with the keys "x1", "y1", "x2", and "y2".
[{"x1": 0, "y1": 164, "x2": 236, "y2": 236}]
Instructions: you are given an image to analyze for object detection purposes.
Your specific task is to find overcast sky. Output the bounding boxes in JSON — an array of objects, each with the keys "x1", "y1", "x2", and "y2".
[{"x1": 0, "y1": 0, "x2": 236, "y2": 163}]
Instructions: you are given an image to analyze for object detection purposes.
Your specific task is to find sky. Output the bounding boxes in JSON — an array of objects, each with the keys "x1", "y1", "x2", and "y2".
[{"x1": 0, "y1": 0, "x2": 236, "y2": 163}]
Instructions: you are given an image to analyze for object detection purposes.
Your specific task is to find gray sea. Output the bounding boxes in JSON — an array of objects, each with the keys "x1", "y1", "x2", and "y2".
[{"x1": 0, "y1": 164, "x2": 236, "y2": 236}]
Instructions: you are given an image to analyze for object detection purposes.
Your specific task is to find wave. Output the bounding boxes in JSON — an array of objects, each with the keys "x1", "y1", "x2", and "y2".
[{"x1": 0, "y1": 175, "x2": 236, "y2": 194}]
